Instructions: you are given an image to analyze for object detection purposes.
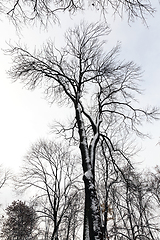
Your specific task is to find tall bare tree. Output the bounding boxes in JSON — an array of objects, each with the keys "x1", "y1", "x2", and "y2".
[
  {"x1": 14, "y1": 140, "x2": 83, "y2": 240},
  {"x1": 8, "y1": 22, "x2": 158, "y2": 240}
]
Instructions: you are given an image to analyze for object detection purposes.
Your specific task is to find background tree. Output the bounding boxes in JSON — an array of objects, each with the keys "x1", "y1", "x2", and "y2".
[
  {"x1": 1, "y1": 200, "x2": 37, "y2": 240},
  {"x1": 145, "y1": 165, "x2": 160, "y2": 203},
  {"x1": 0, "y1": 165, "x2": 10, "y2": 192},
  {"x1": 0, "y1": 165, "x2": 11, "y2": 234},
  {"x1": 0, "y1": 166, "x2": 10, "y2": 239},
  {"x1": 7, "y1": 22, "x2": 159, "y2": 240},
  {"x1": 97, "y1": 156, "x2": 160, "y2": 239},
  {"x1": 14, "y1": 140, "x2": 83, "y2": 240}
]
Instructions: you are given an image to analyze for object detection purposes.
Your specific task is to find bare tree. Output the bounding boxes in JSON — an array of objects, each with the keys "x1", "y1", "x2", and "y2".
[
  {"x1": 143, "y1": 165, "x2": 160, "y2": 206},
  {"x1": 97, "y1": 158, "x2": 160, "y2": 240},
  {"x1": 8, "y1": 22, "x2": 159, "y2": 240},
  {"x1": 58, "y1": 190, "x2": 83, "y2": 240},
  {"x1": 2, "y1": 0, "x2": 156, "y2": 26},
  {"x1": 0, "y1": 165, "x2": 10, "y2": 191},
  {"x1": 95, "y1": 134, "x2": 160, "y2": 240},
  {"x1": 14, "y1": 139, "x2": 83, "y2": 240},
  {"x1": 0, "y1": 166, "x2": 11, "y2": 239}
]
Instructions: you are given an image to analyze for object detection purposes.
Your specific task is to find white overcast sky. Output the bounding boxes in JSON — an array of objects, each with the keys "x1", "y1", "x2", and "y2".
[{"x1": 0, "y1": 3, "x2": 160, "y2": 204}]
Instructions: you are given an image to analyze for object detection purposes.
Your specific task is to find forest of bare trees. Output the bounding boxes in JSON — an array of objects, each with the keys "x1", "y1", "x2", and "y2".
[{"x1": 0, "y1": 0, "x2": 160, "y2": 240}]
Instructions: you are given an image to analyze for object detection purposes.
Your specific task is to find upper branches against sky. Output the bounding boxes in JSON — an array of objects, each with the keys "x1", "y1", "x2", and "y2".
[
  {"x1": 7, "y1": 22, "x2": 159, "y2": 240},
  {"x1": 1, "y1": 0, "x2": 157, "y2": 26}
]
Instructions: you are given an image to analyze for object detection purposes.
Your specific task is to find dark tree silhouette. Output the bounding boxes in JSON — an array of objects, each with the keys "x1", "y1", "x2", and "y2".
[
  {"x1": 7, "y1": 22, "x2": 159, "y2": 240},
  {"x1": 1, "y1": 200, "x2": 37, "y2": 240}
]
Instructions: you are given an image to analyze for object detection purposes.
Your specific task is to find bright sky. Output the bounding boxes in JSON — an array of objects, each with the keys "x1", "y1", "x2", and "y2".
[{"x1": 0, "y1": 4, "x2": 160, "y2": 205}]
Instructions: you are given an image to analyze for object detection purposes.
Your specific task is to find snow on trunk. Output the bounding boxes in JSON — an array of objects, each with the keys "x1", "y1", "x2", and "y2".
[
  {"x1": 76, "y1": 104, "x2": 103, "y2": 240},
  {"x1": 83, "y1": 169, "x2": 103, "y2": 240}
]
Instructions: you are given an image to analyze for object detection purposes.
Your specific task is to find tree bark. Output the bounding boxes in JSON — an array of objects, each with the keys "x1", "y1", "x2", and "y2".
[
  {"x1": 83, "y1": 170, "x2": 103, "y2": 240},
  {"x1": 76, "y1": 104, "x2": 102, "y2": 240}
]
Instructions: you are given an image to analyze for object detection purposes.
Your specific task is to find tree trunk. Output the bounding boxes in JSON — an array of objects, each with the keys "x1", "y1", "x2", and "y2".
[
  {"x1": 76, "y1": 103, "x2": 103, "y2": 240},
  {"x1": 83, "y1": 169, "x2": 103, "y2": 240},
  {"x1": 83, "y1": 194, "x2": 90, "y2": 240}
]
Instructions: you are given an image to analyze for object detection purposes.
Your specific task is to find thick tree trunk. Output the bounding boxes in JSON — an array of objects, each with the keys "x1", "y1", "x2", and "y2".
[
  {"x1": 76, "y1": 103, "x2": 103, "y2": 240},
  {"x1": 83, "y1": 169, "x2": 103, "y2": 240},
  {"x1": 83, "y1": 196, "x2": 90, "y2": 240}
]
